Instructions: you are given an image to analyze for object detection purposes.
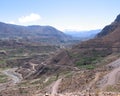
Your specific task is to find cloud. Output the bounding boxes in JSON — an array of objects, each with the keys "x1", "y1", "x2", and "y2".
[
  {"x1": 55, "y1": 25, "x2": 84, "y2": 31},
  {"x1": 7, "y1": 21, "x2": 16, "y2": 24},
  {"x1": 18, "y1": 13, "x2": 41, "y2": 23}
]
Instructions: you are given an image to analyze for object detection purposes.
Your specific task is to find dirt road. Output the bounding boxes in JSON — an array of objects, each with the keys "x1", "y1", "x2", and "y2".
[
  {"x1": 3, "y1": 68, "x2": 22, "y2": 84},
  {"x1": 98, "y1": 58, "x2": 120, "y2": 89},
  {"x1": 51, "y1": 78, "x2": 62, "y2": 95},
  {"x1": 0, "y1": 68, "x2": 22, "y2": 92}
]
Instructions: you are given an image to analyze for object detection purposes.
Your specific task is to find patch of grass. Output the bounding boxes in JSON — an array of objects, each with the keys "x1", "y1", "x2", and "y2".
[
  {"x1": 30, "y1": 79, "x2": 42, "y2": 85},
  {"x1": 60, "y1": 70, "x2": 71, "y2": 76},
  {"x1": 75, "y1": 57, "x2": 95, "y2": 66},
  {"x1": 65, "y1": 72, "x2": 73, "y2": 78},
  {"x1": 17, "y1": 81, "x2": 30, "y2": 87},
  {"x1": 75, "y1": 56, "x2": 103, "y2": 69},
  {"x1": 19, "y1": 88, "x2": 28, "y2": 94},
  {"x1": 81, "y1": 64, "x2": 95, "y2": 69},
  {"x1": 0, "y1": 67, "x2": 9, "y2": 71},
  {"x1": 0, "y1": 60, "x2": 6, "y2": 64},
  {"x1": 33, "y1": 76, "x2": 57, "y2": 90},
  {"x1": 0, "y1": 73, "x2": 8, "y2": 83},
  {"x1": 45, "y1": 76, "x2": 56, "y2": 85},
  {"x1": 69, "y1": 53, "x2": 80, "y2": 58},
  {"x1": 106, "y1": 85, "x2": 120, "y2": 92}
]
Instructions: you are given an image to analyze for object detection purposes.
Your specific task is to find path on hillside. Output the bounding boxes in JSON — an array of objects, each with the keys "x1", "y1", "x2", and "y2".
[
  {"x1": 0, "y1": 68, "x2": 22, "y2": 92},
  {"x1": 105, "y1": 67, "x2": 120, "y2": 85},
  {"x1": 3, "y1": 68, "x2": 22, "y2": 84},
  {"x1": 99, "y1": 66, "x2": 120, "y2": 89},
  {"x1": 29, "y1": 62, "x2": 38, "y2": 72},
  {"x1": 37, "y1": 78, "x2": 63, "y2": 96},
  {"x1": 51, "y1": 78, "x2": 62, "y2": 95},
  {"x1": 98, "y1": 58, "x2": 120, "y2": 89},
  {"x1": 89, "y1": 73, "x2": 100, "y2": 89}
]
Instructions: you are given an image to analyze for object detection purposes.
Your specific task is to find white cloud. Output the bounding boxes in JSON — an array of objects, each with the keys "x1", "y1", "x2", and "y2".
[
  {"x1": 55, "y1": 24, "x2": 102, "y2": 32},
  {"x1": 55, "y1": 25, "x2": 84, "y2": 31},
  {"x1": 18, "y1": 13, "x2": 41, "y2": 23},
  {"x1": 7, "y1": 21, "x2": 16, "y2": 24}
]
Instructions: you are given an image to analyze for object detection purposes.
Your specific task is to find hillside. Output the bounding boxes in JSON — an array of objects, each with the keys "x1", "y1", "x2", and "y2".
[
  {"x1": 0, "y1": 22, "x2": 73, "y2": 44},
  {"x1": 97, "y1": 14, "x2": 120, "y2": 37}
]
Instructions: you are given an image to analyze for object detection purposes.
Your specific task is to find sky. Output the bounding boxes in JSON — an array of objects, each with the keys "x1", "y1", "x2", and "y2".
[{"x1": 0, "y1": 0, "x2": 120, "y2": 31}]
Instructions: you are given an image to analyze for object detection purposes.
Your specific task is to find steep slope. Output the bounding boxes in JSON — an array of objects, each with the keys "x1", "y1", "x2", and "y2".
[
  {"x1": 97, "y1": 14, "x2": 120, "y2": 38},
  {"x1": 0, "y1": 22, "x2": 71, "y2": 44}
]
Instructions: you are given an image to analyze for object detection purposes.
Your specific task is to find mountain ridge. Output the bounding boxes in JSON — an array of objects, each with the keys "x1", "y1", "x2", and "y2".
[
  {"x1": 97, "y1": 14, "x2": 120, "y2": 38},
  {"x1": 0, "y1": 22, "x2": 72, "y2": 44}
]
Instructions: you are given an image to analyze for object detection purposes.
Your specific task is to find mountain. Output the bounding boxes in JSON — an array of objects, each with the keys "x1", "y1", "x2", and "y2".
[
  {"x1": 64, "y1": 29, "x2": 101, "y2": 40},
  {"x1": 0, "y1": 22, "x2": 72, "y2": 44},
  {"x1": 97, "y1": 14, "x2": 120, "y2": 37}
]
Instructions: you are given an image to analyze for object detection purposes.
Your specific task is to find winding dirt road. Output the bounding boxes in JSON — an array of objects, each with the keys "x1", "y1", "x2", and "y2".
[
  {"x1": 3, "y1": 68, "x2": 22, "y2": 84},
  {"x1": 0, "y1": 68, "x2": 22, "y2": 92}
]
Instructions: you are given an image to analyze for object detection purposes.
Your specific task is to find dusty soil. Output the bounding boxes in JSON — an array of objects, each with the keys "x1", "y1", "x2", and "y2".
[{"x1": 98, "y1": 58, "x2": 120, "y2": 90}]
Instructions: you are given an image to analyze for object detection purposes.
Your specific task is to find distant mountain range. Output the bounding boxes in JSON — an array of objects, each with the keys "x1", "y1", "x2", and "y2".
[
  {"x1": 64, "y1": 29, "x2": 101, "y2": 40},
  {"x1": 0, "y1": 22, "x2": 73, "y2": 44}
]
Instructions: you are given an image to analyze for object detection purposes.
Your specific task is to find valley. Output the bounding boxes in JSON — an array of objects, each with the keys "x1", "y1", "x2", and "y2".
[{"x1": 0, "y1": 14, "x2": 120, "y2": 96}]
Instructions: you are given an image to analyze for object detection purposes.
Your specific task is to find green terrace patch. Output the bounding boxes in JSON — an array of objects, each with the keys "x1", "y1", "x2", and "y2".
[
  {"x1": 0, "y1": 72, "x2": 9, "y2": 83},
  {"x1": 80, "y1": 64, "x2": 95, "y2": 70},
  {"x1": 75, "y1": 55, "x2": 103, "y2": 69},
  {"x1": 76, "y1": 57, "x2": 99, "y2": 65},
  {"x1": 0, "y1": 60, "x2": 6, "y2": 64},
  {"x1": 106, "y1": 85, "x2": 120, "y2": 92}
]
